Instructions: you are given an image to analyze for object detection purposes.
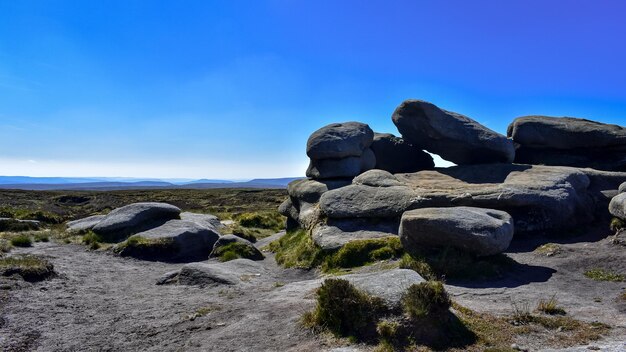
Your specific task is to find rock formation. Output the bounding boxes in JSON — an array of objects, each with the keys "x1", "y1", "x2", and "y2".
[
  {"x1": 508, "y1": 116, "x2": 626, "y2": 171},
  {"x1": 281, "y1": 98, "x2": 626, "y2": 256}
]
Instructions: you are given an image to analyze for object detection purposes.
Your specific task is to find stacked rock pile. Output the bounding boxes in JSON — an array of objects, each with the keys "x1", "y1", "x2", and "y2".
[{"x1": 280, "y1": 99, "x2": 626, "y2": 257}]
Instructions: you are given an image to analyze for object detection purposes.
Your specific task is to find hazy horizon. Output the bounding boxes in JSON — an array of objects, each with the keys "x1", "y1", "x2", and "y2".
[{"x1": 2, "y1": 1, "x2": 625, "y2": 178}]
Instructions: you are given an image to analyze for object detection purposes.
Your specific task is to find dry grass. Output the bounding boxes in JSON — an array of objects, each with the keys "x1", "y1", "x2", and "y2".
[{"x1": 536, "y1": 295, "x2": 566, "y2": 315}]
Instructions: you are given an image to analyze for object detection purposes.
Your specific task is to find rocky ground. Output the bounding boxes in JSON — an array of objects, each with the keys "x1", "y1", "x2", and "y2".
[{"x1": 1, "y1": 228, "x2": 625, "y2": 352}]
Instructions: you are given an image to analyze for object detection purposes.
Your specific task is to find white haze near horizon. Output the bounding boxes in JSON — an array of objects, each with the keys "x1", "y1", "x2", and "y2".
[{"x1": 0, "y1": 154, "x2": 454, "y2": 179}]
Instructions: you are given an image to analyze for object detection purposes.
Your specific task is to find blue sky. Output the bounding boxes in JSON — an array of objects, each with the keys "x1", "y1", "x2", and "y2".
[{"x1": 1, "y1": 0, "x2": 625, "y2": 179}]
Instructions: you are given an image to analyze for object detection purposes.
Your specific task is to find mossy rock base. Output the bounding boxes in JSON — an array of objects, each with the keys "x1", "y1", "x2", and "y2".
[{"x1": 0, "y1": 255, "x2": 55, "y2": 282}]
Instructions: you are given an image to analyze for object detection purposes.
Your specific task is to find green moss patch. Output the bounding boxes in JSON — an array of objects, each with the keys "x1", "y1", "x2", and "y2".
[
  {"x1": 212, "y1": 242, "x2": 263, "y2": 262},
  {"x1": 322, "y1": 237, "x2": 403, "y2": 272},
  {"x1": 269, "y1": 229, "x2": 325, "y2": 269},
  {"x1": 9, "y1": 234, "x2": 32, "y2": 247},
  {"x1": 402, "y1": 281, "x2": 451, "y2": 319},
  {"x1": 584, "y1": 268, "x2": 624, "y2": 282},
  {"x1": 115, "y1": 236, "x2": 180, "y2": 260},
  {"x1": 234, "y1": 211, "x2": 284, "y2": 232},
  {"x1": 0, "y1": 255, "x2": 55, "y2": 282}
]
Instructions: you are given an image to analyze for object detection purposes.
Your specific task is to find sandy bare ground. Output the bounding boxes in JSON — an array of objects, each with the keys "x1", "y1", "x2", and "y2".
[{"x1": 1, "y1": 229, "x2": 625, "y2": 352}]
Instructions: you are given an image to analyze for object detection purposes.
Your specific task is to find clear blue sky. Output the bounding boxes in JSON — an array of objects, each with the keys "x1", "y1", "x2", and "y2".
[{"x1": 1, "y1": 0, "x2": 625, "y2": 179}]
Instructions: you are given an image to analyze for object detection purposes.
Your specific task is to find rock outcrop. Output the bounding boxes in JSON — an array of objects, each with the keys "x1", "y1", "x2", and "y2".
[
  {"x1": 399, "y1": 207, "x2": 514, "y2": 256},
  {"x1": 116, "y1": 219, "x2": 220, "y2": 262},
  {"x1": 305, "y1": 122, "x2": 375, "y2": 179},
  {"x1": 508, "y1": 116, "x2": 626, "y2": 171},
  {"x1": 392, "y1": 99, "x2": 515, "y2": 164},
  {"x1": 92, "y1": 202, "x2": 182, "y2": 242}
]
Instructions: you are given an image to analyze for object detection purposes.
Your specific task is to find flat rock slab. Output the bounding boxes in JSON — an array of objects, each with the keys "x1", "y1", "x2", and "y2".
[
  {"x1": 176, "y1": 259, "x2": 270, "y2": 286},
  {"x1": 66, "y1": 215, "x2": 105, "y2": 232},
  {"x1": 392, "y1": 99, "x2": 514, "y2": 164},
  {"x1": 320, "y1": 184, "x2": 421, "y2": 218},
  {"x1": 180, "y1": 212, "x2": 222, "y2": 229},
  {"x1": 92, "y1": 202, "x2": 181, "y2": 242},
  {"x1": 400, "y1": 207, "x2": 514, "y2": 256},
  {"x1": 508, "y1": 115, "x2": 626, "y2": 150},
  {"x1": 118, "y1": 219, "x2": 220, "y2": 262}
]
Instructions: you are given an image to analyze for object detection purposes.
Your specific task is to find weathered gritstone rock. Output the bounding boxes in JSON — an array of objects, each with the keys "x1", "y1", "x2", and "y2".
[
  {"x1": 400, "y1": 207, "x2": 514, "y2": 256},
  {"x1": 353, "y1": 169, "x2": 403, "y2": 187},
  {"x1": 117, "y1": 219, "x2": 220, "y2": 262},
  {"x1": 342, "y1": 269, "x2": 425, "y2": 310},
  {"x1": 392, "y1": 99, "x2": 515, "y2": 165},
  {"x1": 180, "y1": 211, "x2": 222, "y2": 229},
  {"x1": 620, "y1": 182, "x2": 626, "y2": 194},
  {"x1": 92, "y1": 202, "x2": 181, "y2": 242},
  {"x1": 209, "y1": 234, "x2": 264, "y2": 261},
  {"x1": 306, "y1": 122, "x2": 374, "y2": 159},
  {"x1": 312, "y1": 218, "x2": 399, "y2": 250},
  {"x1": 281, "y1": 178, "x2": 351, "y2": 229},
  {"x1": 609, "y1": 193, "x2": 626, "y2": 220},
  {"x1": 395, "y1": 164, "x2": 594, "y2": 233},
  {"x1": 176, "y1": 259, "x2": 270, "y2": 286},
  {"x1": 370, "y1": 133, "x2": 434, "y2": 173},
  {"x1": 66, "y1": 215, "x2": 105, "y2": 232},
  {"x1": 319, "y1": 184, "x2": 422, "y2": 218},
  {"x1": 306, "y1": 155, "x2": 363, "y2": 179},
  {"x1": 508, "y1": 116, "x2": 626, "y2": 171}
]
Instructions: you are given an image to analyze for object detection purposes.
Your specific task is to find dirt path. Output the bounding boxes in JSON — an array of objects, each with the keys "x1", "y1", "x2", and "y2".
[
  {"x1": 0, "y1": 240, "x2": 322, "y2": 352},
  {"x1": 1, "y1": 232, "x2": 625, "y2": 351}
]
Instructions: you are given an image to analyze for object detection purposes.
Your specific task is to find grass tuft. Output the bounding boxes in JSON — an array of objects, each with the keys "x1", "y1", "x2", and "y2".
[
  {"x1": 584, "y1": 268, "x2": 624, "y2": 282},
  {"x1": 234, "y1": 211, "x2": 284, "y2": 232},
  {"x1": 322, "y1": 237, "x2": 403, "y2": 272},
  {"x1": 302, "y1": 278, "x2": 387, "y2": 339},
  {"x1": 10, "y1": 234, "x2": 32, "y2": 247},
  {"x1": 536, "y1": 295, "x2": 566, "y2": 315},
  {"x1": 269, "y1": 229, "x2": 325, "y2": 269},
  {"x1": 610, "y1": 217, "x2": 625, "y2": 232},
  {"x1": 401, "y1": 281, "x2": 451, "y2": 319},
  {"x1": 0, "y1": 255, "x2": 55, "y2": 281}
]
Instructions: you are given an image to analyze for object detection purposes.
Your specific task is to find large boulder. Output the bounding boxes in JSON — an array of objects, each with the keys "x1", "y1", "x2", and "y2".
[
  {"x1": 306, "y1": 156, "x2": 362, "y2": 179},
  {"x1": 116, "y1": 219, "x2": 219, "y2": 262},
  {"x1": 620, "y1": 182, "x2": 626, "y2": 194},
  {"x1": 209, "y1": 234, "x2": 264, "y2": 261},
  {"x1": 66, "y1": 215, "x2": 105, "y2": 233},
  {"x1": 508, "y1": 116, "x2": 626, "y2": 171},
  {"x1": 92, "y1": 202, "x2": 181, "y2": 242},
  {"x1": 306, "y1": 122, "x2": 374, "y2": 159},
  {"x1": 609, "y1": 193, "x2": 626, "y2": 220},
  {"x1": 281, "y1": 178, "x2": 351, "y2": 229},
  {"x1": 400, "y1": 207, "x2": 514, "y2": 256},
  {"x1": 392, "y1": 99, "x2": 515, "y2": 165},
  {"x1": 370, "y1": 133, "x2": 434, "y2": 173}
]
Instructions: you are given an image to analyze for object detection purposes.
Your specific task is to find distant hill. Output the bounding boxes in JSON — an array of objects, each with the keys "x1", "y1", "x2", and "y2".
[{"x1": 0, "y1": 176, "x2": 303, "y2": 190}]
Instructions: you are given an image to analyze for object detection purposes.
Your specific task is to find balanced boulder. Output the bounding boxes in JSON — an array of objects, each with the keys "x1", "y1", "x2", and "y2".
[
  {"x1": 370, "y1": 133, "x2": 434, "y2": 173},
  {"x1": 116, "y1": 219, "x2": 219, "y2": 262},
  {"x1": 92, "y1": 202, "x2": 181, "y2": 242},
  {"x1": 305, "y1": 122, "x2": 376, "y2": 179},
  {"x1": 400, "y1": 207, "x2": 514, "y2": 256},
  {"x1": 609, "y1": 193, "x2": 626, "y2": 220},
  {"x1": 307, "y1": 122, "x2": 374, "y2": 159},
  {"x1": 508, "y1": 116, "x2": 626, "y2": 171},
  {"x1": 392, "y1": 99, "x2": 515, "y2": 165}
]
